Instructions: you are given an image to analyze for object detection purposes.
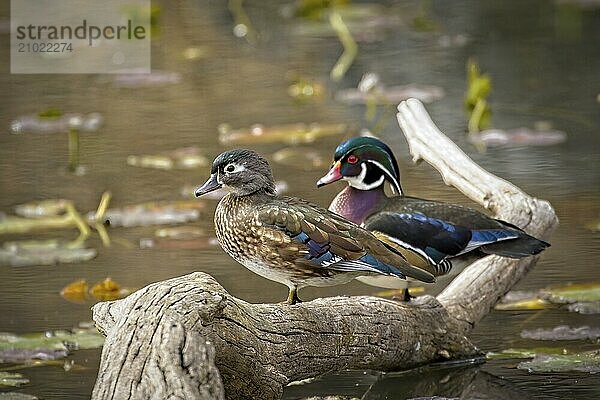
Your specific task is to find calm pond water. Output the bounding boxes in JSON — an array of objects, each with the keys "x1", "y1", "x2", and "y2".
[{"x1": 1, "y1": 0, "x2": 600, "y2": 399}]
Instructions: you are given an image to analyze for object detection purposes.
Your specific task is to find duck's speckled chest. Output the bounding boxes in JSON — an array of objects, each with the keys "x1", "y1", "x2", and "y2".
[
  {"x1": 214, "y1": 194, "x2": 255, "y2": 260},
  {"x1": 213, "y1": 193, "x2": 364, "y2": 289}
]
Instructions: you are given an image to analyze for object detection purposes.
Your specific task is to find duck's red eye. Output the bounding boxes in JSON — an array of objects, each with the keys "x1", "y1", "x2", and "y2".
[{"x1": 347, "y1": 154, "x2": 359, "y2": 164}]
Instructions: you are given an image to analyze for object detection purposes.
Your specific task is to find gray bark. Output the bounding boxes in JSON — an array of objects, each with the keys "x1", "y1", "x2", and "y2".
[{"x1": 91, "y1": 99, "x2": 557, "y2": 400}]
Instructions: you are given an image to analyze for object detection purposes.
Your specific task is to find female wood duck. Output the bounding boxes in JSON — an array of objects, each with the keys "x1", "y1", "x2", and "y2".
[
  {"x1": 317, "y1": 136, "x2": 550, "y2": 290},
  {"x1": 195, "y1": 149, "x2": 438, "y2": 304}
]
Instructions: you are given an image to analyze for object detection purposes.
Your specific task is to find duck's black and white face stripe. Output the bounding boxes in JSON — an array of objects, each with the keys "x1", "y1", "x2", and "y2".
[
  {"x1": 216, "y1": 162, "x2": 247, "y2": 185},
  {"x1": 344, "y1": 162, "x2": 385, "y2": 190}
]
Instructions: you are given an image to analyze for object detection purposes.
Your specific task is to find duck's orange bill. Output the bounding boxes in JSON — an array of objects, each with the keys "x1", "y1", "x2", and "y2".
[{"x1": 317, "y1": 161, "x2": 343, "y2": 187}]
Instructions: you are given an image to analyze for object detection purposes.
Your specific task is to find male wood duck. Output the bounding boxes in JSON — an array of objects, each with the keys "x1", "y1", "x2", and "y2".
[
  {"x1": 317, "y1": 136, "x2": 550, "y2": 290},
  {"x1": 195, "y1": 149, "x2": 439, "y2": 304}
]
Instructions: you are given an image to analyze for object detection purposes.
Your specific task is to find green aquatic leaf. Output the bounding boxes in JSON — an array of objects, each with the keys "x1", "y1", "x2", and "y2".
[
  {"x1": 494, "y1": 297, "x2": 554, "y2": 311},
  {"x1": 38, "y1": 107, "x2": 63, "y2": 119},
  {"x1": 294, "y1": 0, "x2": 350, "y2": 20},
  {"x1": 0, "y1": 372, "x2": 29, "y2": 388},
  {"x1": 127, "y1": 147, "x2": 208, "y2": 170},
  {"x1": 497, "y1": 286, "x2": 600, "y2": 314},
  {"x1": 517, "y1": 350, "x2": 600, "y2": 373},
  {"x1": 567, "y1": 302, "x2": 600, "y2": 314},
  {"x1": 218, "y1": 123, "x2": 348, "y2": 146},
  {"x1": 14, "y1": 199, "x2": 71, "y2": 218},
  {"x1": 0, "y1": 393, "x2": 38, "y2": 400},
  {"x1": 89, "y1": 200, "x2": 205, "y2": 228},
  {"x1": 487, "y1": 347, "x2": 569, "y2": 360},
  {"x1": 465, "y1": 58, "x2": 492, "y2": 134},
  {"x1": 0, "y1": 240, "x2": 97, "y2": 267},
  {"x1": 521, "y1": 325, "x2": 600, "y2": 341},
  {"x1": 541, "y1": 282, "x2": 600, "y2": 303},
  {"x1": 0, "y1": 324, "x2": 104, "y2": 363}
]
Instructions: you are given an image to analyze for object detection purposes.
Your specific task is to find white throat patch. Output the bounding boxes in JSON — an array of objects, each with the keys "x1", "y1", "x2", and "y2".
[{"x1": 344, "y1": 163, "x2": 385, "y2": 190}]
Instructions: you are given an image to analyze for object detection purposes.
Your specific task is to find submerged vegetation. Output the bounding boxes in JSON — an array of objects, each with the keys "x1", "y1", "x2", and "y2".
[{"x1": 464, "y1": 58, "x2": 492, "y2": 135}]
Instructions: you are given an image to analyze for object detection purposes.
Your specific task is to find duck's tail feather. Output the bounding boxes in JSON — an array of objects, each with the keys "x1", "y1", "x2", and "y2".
[{"x1": 481, "y1": 233, "x2": 550, "y2": 258}]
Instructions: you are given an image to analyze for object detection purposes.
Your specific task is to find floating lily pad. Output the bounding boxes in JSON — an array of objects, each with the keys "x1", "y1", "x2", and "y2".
[
  {"x1": 468, "y1": 128, "x2": 567, "y2": 148},
  {"x1": 497, "y1": 284, "x2": 600, "y2": 314},
  {"x1": 521, "y1": 326, "x2": 600, "y2": 341},
  {"x1": 487, "y1": 347, "x2": 569, "y2": 360},
  {"x1": 541, "y1": 282, "x2": 600, "y2": 303},
  {"x1": 288, "y1": 3, "x2": 401, "y2": 43},
  {"x1": 272, "y1": 147, "x2": 329, "y2": 171},
  {"x1": 113, "y1": 70, "x2": 181, "y2": 87},
  {"x1": 14, "y1": 199, "x2": 71, "y2": 218},
  {"x1": 11, "y1": 112, "x2": 103, "y2": 134},
  {"x1": 218, "y1": 123, "x2": 348, "y2": 146},
  {"x1": 155, "y1": 226, "x2": 206, "y2": 239},
  {"x1": 495, "y1": 290, "x2": 554, "y2": 310},
  {"x1": 0, "y1": 393, "x2": 38, "y2": 400},
  {"x1": 517, "y1": 350, "x2": 600, "y2": 373},
  {"x1": 336, "y1": 83, "x2": 445, "y2": 105},
  {"x1": 0, "y1": 348, "x2": 68, "y2": 363},
  {"x1": 0, "y1": 324, "x2": 104, "y2": 363},
  {"x1": 127, "y1": 147, "x2": 208, "y2": 170},
  {"x1": 567, "y1": 302, "x2": 600, "y2": 314},
  {"x1": 495, "y1": 298, "x2": 554, "y2": 311},
  {"x1": 88, "y1": 201, "x2": 204, "y2": 227},
  {"x1": 0, "y1": 240, "x2": 97, "y2": 267},
  {"x1": 0, "y1": 372, "x2": 29, "y2": 388},
  {"x1": 139, "y1": 237, "x2": 218, "y2": 250}
]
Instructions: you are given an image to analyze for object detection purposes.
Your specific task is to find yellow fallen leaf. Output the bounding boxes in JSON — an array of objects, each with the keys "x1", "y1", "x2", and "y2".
[
  {"x1": 60, "y1": 279, "x2": 89, "y2": 304},
  {"x1": 495, "y1": 298, "x2": 554, "y2": 311},
  {"x1": 90, "y1": 278, "x2": 121, "y2": 301},
  {"x1": 89, "y1": 278, "x2": 133, "y2": 301}
]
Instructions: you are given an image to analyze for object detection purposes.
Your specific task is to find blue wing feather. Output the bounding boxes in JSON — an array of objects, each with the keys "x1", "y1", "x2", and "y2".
[
  {"x1": 289, "y1": 229, "x2": 406, "y2": 278},
  {"x1": 365, "y1": 211, "x2": 521, "y2": 261}
]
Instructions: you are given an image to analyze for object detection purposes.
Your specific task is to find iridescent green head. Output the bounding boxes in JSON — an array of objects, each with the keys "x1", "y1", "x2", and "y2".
[{"x1": 317, "y1": 136, "x2": 402, "y2": 194}]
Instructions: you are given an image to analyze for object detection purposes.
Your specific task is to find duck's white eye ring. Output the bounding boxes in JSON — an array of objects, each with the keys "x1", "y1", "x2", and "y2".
[{"x1": 224, "y1": 163, "x2": 245, "y2": 173}]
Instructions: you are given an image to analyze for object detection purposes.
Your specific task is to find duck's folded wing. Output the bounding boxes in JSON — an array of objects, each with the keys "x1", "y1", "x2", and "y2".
[
  {"x1": 253, "y1": 200, "x2": 435, "y2": 283},
  {"x1": 364, "y1": 211, "x2": 527, "y2": 267}
]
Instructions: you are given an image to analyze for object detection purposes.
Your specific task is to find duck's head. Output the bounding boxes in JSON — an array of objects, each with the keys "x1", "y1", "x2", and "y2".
[
  {"x1": 195, "y1": 149, "x2": 276, "y2": 197},
  {"x1": 317, "y1": 136, "x2": 402, "y2": 194}
]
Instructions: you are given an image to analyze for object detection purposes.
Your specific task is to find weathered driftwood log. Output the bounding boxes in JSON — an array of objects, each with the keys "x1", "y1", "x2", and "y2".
[{"x1": 92, "y1": 99, "x2": 557, "y2": 400}]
